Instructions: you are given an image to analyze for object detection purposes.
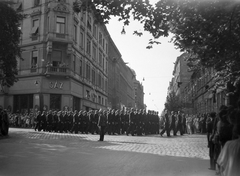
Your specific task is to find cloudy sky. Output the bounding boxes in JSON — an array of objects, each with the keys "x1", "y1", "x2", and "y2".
[{"x1": 106, "y1": 0, "x2": 183, "y2": 113}]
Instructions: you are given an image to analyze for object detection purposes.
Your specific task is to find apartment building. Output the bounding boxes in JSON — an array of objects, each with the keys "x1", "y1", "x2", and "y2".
[
  {"x1": 108, "y1": 37, "x2": 135, "y2": 110},
  {"x1": 0, "y1": 0, "x2": 109, "y2": 112}
]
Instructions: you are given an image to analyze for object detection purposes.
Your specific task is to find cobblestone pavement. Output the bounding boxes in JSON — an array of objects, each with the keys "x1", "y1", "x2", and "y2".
[{"x1": 9, "y1": 128, "x2": 209, "y2": 160}]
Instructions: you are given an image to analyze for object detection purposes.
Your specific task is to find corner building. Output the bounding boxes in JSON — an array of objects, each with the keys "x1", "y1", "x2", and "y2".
[{"x1": 0, "y1": 0, "x2": 110, "y2": 112}]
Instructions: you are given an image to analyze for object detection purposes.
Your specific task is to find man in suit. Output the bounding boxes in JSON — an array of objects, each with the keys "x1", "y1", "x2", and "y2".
[
  {"x1": 160, "y1": 109, "x2": 171, "y2": 137},
  {"x1": 98, "y1": 109, "x2": 107, "y2": 141}
]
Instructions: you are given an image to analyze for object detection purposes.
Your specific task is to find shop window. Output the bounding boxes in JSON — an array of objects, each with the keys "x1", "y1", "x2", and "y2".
[
  {"x1": 50, "y1": 94, "x2": 61, "y2": 111},
  {"x1": 73, "y1": 96, "x2": 80, "y2": 111},
  {"x1": 14, "y1": 94, "x2": 33, "y2": 113}
]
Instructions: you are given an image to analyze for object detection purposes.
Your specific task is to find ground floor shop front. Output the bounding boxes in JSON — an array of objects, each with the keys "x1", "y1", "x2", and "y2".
[{"x1": 0, "y1": 76, "x2": 107, "y2": 113}]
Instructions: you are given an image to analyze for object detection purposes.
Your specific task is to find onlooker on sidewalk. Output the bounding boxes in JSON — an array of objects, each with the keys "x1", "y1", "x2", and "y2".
[{"x1": 217, "y1": 122, "x2": 240, "y2": 176}]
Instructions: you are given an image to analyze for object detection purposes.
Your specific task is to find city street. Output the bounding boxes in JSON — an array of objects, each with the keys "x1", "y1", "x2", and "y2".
[{"x1": 0, "y1": 128, "x2": 216, "y2": 176}]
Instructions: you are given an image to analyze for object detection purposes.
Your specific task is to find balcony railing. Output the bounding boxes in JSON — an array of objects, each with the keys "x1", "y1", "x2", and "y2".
[{"x1": 45, "y1": 66, "x2": 68, "y2": 76}]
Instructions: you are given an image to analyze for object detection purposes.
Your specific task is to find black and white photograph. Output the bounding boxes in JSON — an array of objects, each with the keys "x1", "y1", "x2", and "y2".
[{"x1": 1, "y1": 0, "x2": 240, "y2": 176}]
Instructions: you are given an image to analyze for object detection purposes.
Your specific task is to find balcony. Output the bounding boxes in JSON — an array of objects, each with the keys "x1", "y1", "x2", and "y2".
[{"x1": 45, "y1": 65, "x2": 69, "y2": 77}]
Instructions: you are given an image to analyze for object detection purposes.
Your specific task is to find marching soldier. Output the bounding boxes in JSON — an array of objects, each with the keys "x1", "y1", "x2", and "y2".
[
  {"x1": 41, "y1": 111, "x2": 47, "y2": 131},
  {"x1": 46, "y1": 110, "x2": 53, "y2": 132},
  {"x1": 127, "y1": 108, "x2": 135, "y2": 136}
]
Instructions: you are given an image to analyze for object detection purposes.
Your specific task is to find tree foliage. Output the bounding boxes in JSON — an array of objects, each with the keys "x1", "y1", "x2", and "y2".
[
  {"x1": 164, "y1": 91, "x2": 181, "y2": 112},
  {"x1": 155, "y1": 0, "x2": 240, "y2": 86},
  {"x1": 74, "y1": 0, "x2": 240, "y2": 86},
  {"x1": 0, "y1": 2, "x2": 23, "y2": 91}
]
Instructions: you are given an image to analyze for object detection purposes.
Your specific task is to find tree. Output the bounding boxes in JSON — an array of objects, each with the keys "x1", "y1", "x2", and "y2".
[
  {"x1": 0, "y1": 2, "x2": 23, "y2": 92},
  {"x1": 164, "y1": 91, "x2": 181, "y2": 112},
  {"x1": 74, "y1": 0, "x2": 240, "y2": 85},
  {"x1": 154, "y1": 0, "x2": 240, "y2": 88}
]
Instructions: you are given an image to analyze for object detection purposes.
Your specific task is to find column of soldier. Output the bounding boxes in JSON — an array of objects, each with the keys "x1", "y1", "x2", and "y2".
[{"x1": 34, "y1": 108, "x2": 160, "y2": 136}]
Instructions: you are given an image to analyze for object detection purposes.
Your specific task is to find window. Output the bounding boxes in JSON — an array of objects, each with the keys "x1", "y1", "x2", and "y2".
[
  {"x1": 14, "y1": 94, "x2": 33, "y2": 113},
  {"x1": 105, "y1": 80, "x2": 108, "y2": 92},
  {"x1": 73, "y1": 55, "x2": 76, "y2": 73},
  {"x1": 103, "y1": 38, "x2": 105, "y2": 50},
  {"x1": 86, "y1": 63, "x2": 90, "y2": 80},
  {"x1": 73, "y1": 24, "x2": 77, "y2": 42},
  {"x1": 31, "y1": 50, "x2": 38, "y2": 72},
  {"x1": 56, "y1": 17, "x2": 65, "y2": 34},
  {"x1": 79, "y1": 59, "x2": 83, "y2": 76},
  {"x1": 34, "y1": 0, "x2": 40, "y2": 6},
  {"x1": 101, "y1": 77, "x2": 104, "y2": 89},
  {"x1": 92, "y1": 44, "x2": 97, "y2": 61},
  {"x1": 105, "y1": 60, "x2": 108, "y2": 73},
  {"x1": 86, "y1": 90, "x2": 90, "y2": 99},
  {"x1": 52, "y1": 50, "x2": 62, "y2": 66},
  {"x1": 105, "y1": 43, "x2": 108, "y2": 53},
  {"x1": 98, "y1": 73, "x2": 101, "y2": 87},
  {"x1": 16, "y1": 2, "x2": 22, "y2": 11},
  {"x1": 87, "y1": 14, "x2": 92, "y2": 31},
  {"x1": 92, "y1": 68, "x2": 95, "y2": 84},
  {"x1": 31, "y1": 19, "x2": 39, "y2": 36},
  {"x1": 98, "y1": 95, "x2": 101, "y2": 104},
  {"x1": 80, "y1": 30, "x2": 84, "y2": 48},
  {"x1": 73, "y1": 96, "x2": 80, "y2": 111},
  {"x1": 50, "y1": 94, "x2": 61, "y2": 111},
  {"x1": 93, "y1": 24, "x2": 97, "y2": 38},
  {"x1": 99, "y1": 51, "x2": 102, "y2": 67},
  {"x1": 102, "y1": 56, "x2": 105, "y2": 71},
  {"x1": 47, "y1": 16, "x2": 50, "y2": 32},
  {"x1": 99, "y1": 32, "x2": 102, "y2": 46},
  {"x1": 86, "y1": 37, "x2": 91, "y2": 55}
]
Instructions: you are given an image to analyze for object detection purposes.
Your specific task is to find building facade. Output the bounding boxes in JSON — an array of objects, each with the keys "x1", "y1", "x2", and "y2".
[
  {"x1": 0, "y1": 0, "x2": 109, "y2": 113},
  {"x1": 134, "y1": 80, "x2": 144, "y2": 109},
  {"x1": 168, "y1": 52, "x2": 227, "y2": 114},
  {"x1": 108, "y1": 37, "x2": 135, "y2": 110}
]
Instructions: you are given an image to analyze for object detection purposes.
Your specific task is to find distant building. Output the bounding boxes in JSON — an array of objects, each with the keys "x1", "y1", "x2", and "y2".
[
  {"x1": 108, "y1": 36, "x2": 135, "y2": 110},
  {"x1": 134, "y1": 80, "x2": 144, "y2": 109},
  {"x1": 168, "y1": 52, "x2": 227, "y2": 114}
]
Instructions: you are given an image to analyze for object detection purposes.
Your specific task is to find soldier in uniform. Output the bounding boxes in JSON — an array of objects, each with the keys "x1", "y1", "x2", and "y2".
[
  {"x1": 127, "y1": 108, "x2": 135, "y2": 136},
  {"x1": 78, "y1": 110, "x2": 83, "y2": 133},
  {"x1": 41, "y1": 111, "x2": 47, "y2": 131},
  {"x1": 71, "y1": 110, "x2": 79, "y2": 134},
  {"x1": 52, "y1": 111, "x2": 58, "y2": 132},
  {"x1": 58, "y1": 111, "x2": 64, "y2": 133},
  {"x1": 107, "y1": 109, "x2": 114, "y2": 135},
  {"x1": 34, "y1": 111, "x2": 41, "y2": 131},
  {"x1": 82, "y1": 111, "x2": 89, "y2": 134},
  {"x1": 88, "y1": 110, "x2": 94, "y2": 134},
  {"x1": 93, "y1": 110, "x2": 99, "y2": 134},
  {"x1": 115, "y1": 110, "x2": 121, "y2": 135},
  {"x1": 46, "y1": 110, "x2": 53, "y2": 132}
]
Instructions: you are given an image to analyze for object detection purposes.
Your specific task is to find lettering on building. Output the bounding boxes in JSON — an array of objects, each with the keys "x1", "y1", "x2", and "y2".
[{"x1": 49, "y1": 81, "x2": 63, "y2": 89}]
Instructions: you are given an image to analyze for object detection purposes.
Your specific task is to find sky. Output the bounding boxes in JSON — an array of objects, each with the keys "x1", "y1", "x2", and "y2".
[{"x1": 106, "y1": 1, "x2": 183, "y2": 114}]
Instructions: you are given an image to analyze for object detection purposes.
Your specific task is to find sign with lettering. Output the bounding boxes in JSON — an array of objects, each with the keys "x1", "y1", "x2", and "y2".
[{"x1": 49, "y1": 81, "x2": 63, "y2": 89}]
